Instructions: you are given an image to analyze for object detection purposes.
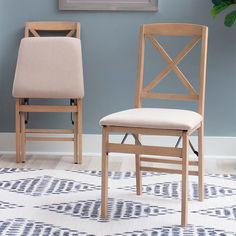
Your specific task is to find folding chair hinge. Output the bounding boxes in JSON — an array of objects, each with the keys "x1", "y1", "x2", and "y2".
[
  {"x1": 70, "y1": 99, "x2": 74, "y2": 125},
  {"x1": 24, "y1": 98, "x2": 29, "y2": 124},
  {"x1": 175, "y1": 136, "x2": 198, "y2": 157},
  {"x1": 121, "y1": 133, "x2": 142, "y2": 146}
]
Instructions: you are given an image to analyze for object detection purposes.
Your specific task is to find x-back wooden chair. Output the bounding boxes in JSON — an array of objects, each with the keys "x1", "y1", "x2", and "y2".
[
  {"x1": 100, "y1": 23, "x2": 208, "y2": 227},
  {"x1": 13, "y1": 22, "x2": 83, "y2": 164}
]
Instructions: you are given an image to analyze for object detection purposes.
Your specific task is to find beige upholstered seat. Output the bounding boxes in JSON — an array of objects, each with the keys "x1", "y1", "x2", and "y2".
[
  {"x1": 12, "y1": 37, "x2": 84, "y2": 98},
  {"x1": 100, "y1": 108, "x2": 202, "y2": 130}
]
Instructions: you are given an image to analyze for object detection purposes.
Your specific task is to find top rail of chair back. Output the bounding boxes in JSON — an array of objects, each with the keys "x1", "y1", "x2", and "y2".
[
  {"x1": 25, "y1": 22, "x2": 80, "y2": 33},
  {"x1": 143, "y1": 23, "x2": 207, "y2": 36}
]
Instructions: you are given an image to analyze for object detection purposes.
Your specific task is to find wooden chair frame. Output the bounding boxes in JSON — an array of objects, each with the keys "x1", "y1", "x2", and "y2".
[
  {"x1": 101, "y1": 24, "x2": 208, "y2": 227},
  {"x1": 15, "y1": 22, "x2": 83, "y2": 164}
]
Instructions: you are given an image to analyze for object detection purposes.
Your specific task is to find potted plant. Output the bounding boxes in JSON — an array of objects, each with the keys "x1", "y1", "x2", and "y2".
[{"x1": 211, "y1": 0, "x2": 236, "y2": 27}]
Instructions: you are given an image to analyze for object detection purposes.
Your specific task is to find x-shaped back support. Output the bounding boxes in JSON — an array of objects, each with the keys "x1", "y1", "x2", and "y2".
[{"x1": 143, "y1": 35, "x2": 201, "y2": 96}]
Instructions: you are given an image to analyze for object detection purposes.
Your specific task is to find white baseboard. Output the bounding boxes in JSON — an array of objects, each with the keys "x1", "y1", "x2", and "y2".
[{"x1": 0, "y1": 132, "x2": 235, "y2": 159}]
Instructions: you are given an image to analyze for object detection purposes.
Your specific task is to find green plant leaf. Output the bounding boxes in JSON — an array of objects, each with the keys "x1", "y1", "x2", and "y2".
[
  {"x1": 225, "y1": 10, "x2": 236, "y2": 26},
  {"x1": 211, "y1": 0, "x2": 236, "y2": 18},
  {"x1": 212, "y1": 0, "x2": 222, "y2": 6},
  {"x1": 211, "y1": 6, "x2": 217, "y2": 18}
]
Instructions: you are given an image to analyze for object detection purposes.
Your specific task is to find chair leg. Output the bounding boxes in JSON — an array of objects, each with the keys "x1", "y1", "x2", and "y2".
[
  {"x1": 15, "y1": 98, "x2": 21, "y2": 163},
  {"x1": 21, "y1": 100, "x2": 26, "y2": 163},
  {"x1": 101, "y1": 127, "x2": 109, "y2": 218},
  {"x1": 135, "y1": 154, "x2": 142, "y2": 195},
  {"x1": 78, "y1": 99, "x2": 83, "y2": 164},
  {"x1": 135, "y1": 134, "x2": 142, "y2": 195},
  {"x1": 181, "y1": 131, "x2": 189, "y2": 227},
  {"x1": 198, "y1": 123, "x2": 204, "y2": 201},
  {"x1": 74, "y1": 101, "x2": 78, "y2": 164}
]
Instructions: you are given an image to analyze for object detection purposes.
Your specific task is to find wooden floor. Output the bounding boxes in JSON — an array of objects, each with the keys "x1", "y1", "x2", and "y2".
[{"x1": 0, "y1": 154, "x2": 236, "y2": 174}]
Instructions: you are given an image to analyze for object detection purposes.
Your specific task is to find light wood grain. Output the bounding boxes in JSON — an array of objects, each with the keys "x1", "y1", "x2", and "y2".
[
  {"x1": 181, "y1": 131, "x2": 189, "y2": 227},
  {"x1": 74, "y1": 100, "x2": 78, "y2": 164},
  {"x1": 107, "y1": 126, "x2": 183, "y2": 136},
  {"x1": 135, "y1": 134, "x2": 142, "y2": 195},
  {"x1": 15, "y1": 99, "x2": 20, "y2": 163},
  {"x1": 66, "y1": 30, "x2": 76, "y2": 37},
  {"x1": 198, "y1": 27, "x2": 208, "y2": 116},
  {"x1": 146, "y1": 34, "x2": 197, "y2": 96},
  {"x1": 30, "y1": 29, "x2": 40, "y2": 37},
  {"x1": 143, "y1": 35, "x2": 201, "y2": 93},
  {"x1": 25, "y1": 129, "x2": 74, "y2": 133},
  {"x1": 140, "y1": 156, "x2": 198, "y2": 166},
  {"x1": 78, "y1": 99, "x2": 83, "y2": 164},
  {"x1": 101, "y1": 127, "x2": 109, "y2": 218},
  {"x1": 141, "y1": 92, "x2": 199, "y2": 101},
  {"x1": 140, "y1": 167, "x2": 197, "y2": 176},
  {"x1": 135, "y1": 25, "x2": 145, "y2": 109},
  {"x1": 107, "y1": 143, "x2": 182, "y2": 157},
  {"x1": 21, "y1": 99, "x2": 26, "y2": 163},
  {"x1": 25, "y1": 22, "x2": 80, "y2": 38},
  {"x1": 143, "y1": 23, "x2": 203, "y2": 36},
  {"x1": 19, "y1": 105, "x2": 77, "y2": 113},
  {"x1": 198, "y1": 123, "x2": 204, "y2": 201},
  {"x1": 26, "y1": 137, "x2": 74, "y2": 142}
]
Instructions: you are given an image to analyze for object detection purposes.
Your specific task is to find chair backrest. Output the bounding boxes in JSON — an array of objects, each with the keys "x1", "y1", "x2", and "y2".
[
  {"x1": 135, "y1": 23, "x2": 208, "y2": 117},
  {"x1": 25, "y1": 21, "x2": 80, "y2": 39},
  {"x1": 12, "y1": 21, "x2": 84, "y2": 99}
]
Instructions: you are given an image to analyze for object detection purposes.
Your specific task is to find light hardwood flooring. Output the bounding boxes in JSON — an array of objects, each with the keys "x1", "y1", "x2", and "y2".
[{"x1": 0, "y1": 154, "x2": 236, "y2": 174}]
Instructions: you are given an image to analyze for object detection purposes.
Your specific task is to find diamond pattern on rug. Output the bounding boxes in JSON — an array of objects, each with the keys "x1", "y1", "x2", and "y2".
[
  {"x1": 208, "y1": 174, "x2": 236, "y2": 182},
  {"x1": 67, "y1": 171, "x2": 166, "y2": 179},
  {"x1": 0, "y1": 169, "x2": 236, "y2": 235},
  {"x1": 35, "y1": 198, "x2": 177, "y2": 222},
  {"x1": 111, "y1": 225, "x2": 236, "y2": 236},
  {"x1": 0, "y1": 168, "x2": 35, "y2": 175},
  {"x1": 0, "y1": 201, "x2": 24, "y2": 210},
  {"x1": 0, "y1": 175, "x2": 100, "y2": 196},
  {"x1": 120, "y1": 182, "x2": 236, "y2": 200},
  {"x1": 192, "y1": 205, "x2": 236, "y2": 220},
  {"x1": 0, "y1": 218, "x2": 90, "y2": 236}
]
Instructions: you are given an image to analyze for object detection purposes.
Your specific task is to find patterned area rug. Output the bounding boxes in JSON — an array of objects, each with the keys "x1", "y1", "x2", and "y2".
[{"x1": 0, "y1": 168, "x2": 236, "y2": 236}]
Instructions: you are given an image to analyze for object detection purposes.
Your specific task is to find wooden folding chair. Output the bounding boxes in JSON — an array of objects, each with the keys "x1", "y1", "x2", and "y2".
[
  {"x1": 13, "y1": 22, "x2": 83, "y2": 164},
  {"x1": 100, "y1": 23, "x2": 208, "y2": 227}
]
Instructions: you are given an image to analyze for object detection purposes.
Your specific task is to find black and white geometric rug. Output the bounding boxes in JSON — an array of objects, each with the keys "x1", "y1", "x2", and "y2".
[{"x1": 0, "y1": 168, "x2": 236, "y2": 235}]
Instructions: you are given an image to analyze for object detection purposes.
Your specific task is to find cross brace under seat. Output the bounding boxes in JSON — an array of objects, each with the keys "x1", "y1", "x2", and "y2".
[
  {"x1": 121, "y1": 133, "x2": 198, "y2": 157},
  {"x1": 22, "y1": 99, "x2": 76, "y2": 125}
]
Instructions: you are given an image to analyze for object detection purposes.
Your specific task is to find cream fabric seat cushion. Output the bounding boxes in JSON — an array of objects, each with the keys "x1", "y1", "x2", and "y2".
[
  {"x1": 12, "y1": 37, "x2": 84, "y2": 98},
  {"x1": 100, "y1": 108, "x2": 202, "y2": 131}
]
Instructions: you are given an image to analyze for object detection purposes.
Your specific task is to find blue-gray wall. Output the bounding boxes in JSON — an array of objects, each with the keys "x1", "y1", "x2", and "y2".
[{"x1": 0, "y1": 0, "x2": 235, "y2": 135}]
